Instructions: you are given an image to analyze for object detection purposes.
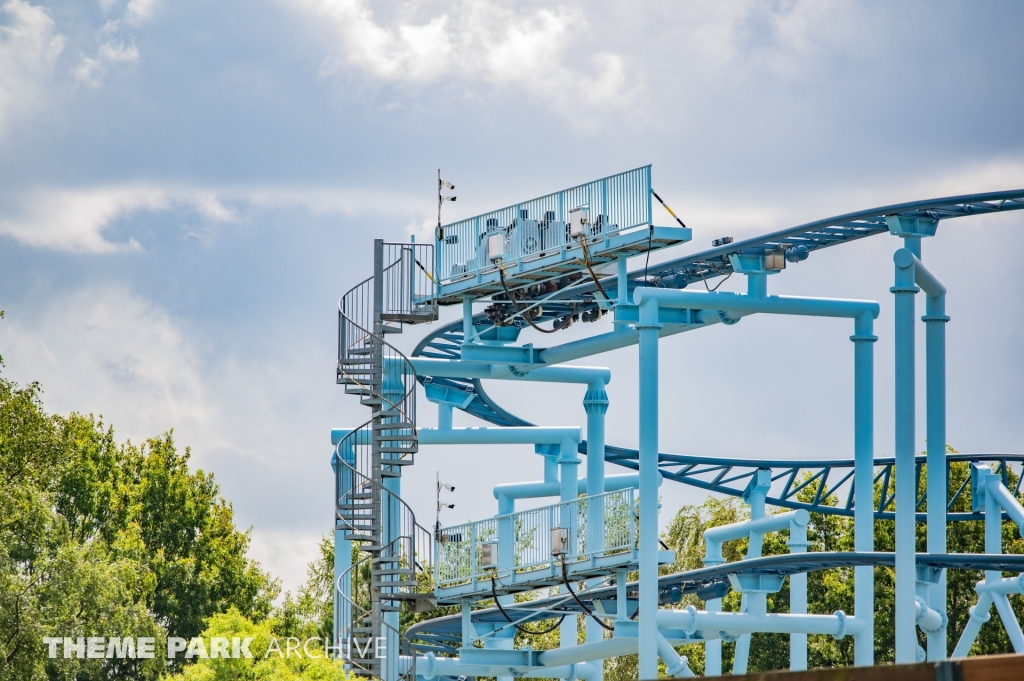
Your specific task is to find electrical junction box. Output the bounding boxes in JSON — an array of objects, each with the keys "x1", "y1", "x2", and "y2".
[
  {"x1": 569, "y1": 206, "x2": 589, "y2": 237},
  {"x1": 481, "y1": 541, "x2": 499, "y2": 568},
  {"x1": 550, "y1": 527, "x2": 570, "y2": 556},
  {"x1": 487, "y1": 232, "x2": 506, "y2": 261}
]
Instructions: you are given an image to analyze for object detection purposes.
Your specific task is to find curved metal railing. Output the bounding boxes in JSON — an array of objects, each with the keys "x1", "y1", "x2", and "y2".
[
  {"x1": 334, "y1": 428, "x2": 433, "y2": 680},
  {"x1": 337, "y1": 273, "x2": 417, "y2": 434}
]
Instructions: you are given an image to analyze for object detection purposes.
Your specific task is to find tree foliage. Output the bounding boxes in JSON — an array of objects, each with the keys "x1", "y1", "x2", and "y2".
[{"x1": 0, "y1": 374, "x2": 279, "y2": 681}]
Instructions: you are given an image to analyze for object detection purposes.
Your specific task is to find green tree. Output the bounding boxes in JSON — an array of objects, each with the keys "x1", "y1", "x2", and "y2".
[
  {"x1": 0, "y1": 372, "x2": 279, "y2": 680},
  {"x1": 162, "y1": 608, "x2": 353, "y2": 681}
]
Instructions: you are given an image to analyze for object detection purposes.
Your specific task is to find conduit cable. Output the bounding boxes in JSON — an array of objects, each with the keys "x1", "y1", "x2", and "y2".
[
  {"x1": 497, "y1": 263, "x2": 575, "y2": 334},
  {"x1": 490, "y1": 575, "x2": 566, "y2": 634},
  {"x1": 560, "y1": 557, "x2": 615, "y2": 631}
]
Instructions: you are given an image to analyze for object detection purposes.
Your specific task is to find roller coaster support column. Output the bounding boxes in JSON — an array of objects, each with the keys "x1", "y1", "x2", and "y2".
[
  {"x1": 888, "y1": 217, "x2": 940, "y2": 663},
  {"x1": 559, "y1": 436, "x2": 581, "y2": 671},
  {"x1": 636, "y1": 295, "x2": 662, "y2": 680},
  {"x1": 892, "y1": 247, "x2": 919, "y2": 663},
  {"x1": 852, "y1": 312, "x2": 876, "y2": 667},
  {"x1": 617, "y1": 255, "x2": 629, "y2": 306},
  {"x1": 919, "y1": 251, "x2": 949, "y2": 660},
  {"x1": 463, "y1": 297, "x2": 474, "y2": 342},
  {"x1": 789, "y1": 507, "x2": 809, "y2": 671},
  {"x1": 893, "y1": 245, "x2": 949, "y2": 662},
  {"x1": 732, "y1": 470, "x2": 771, "y2": 675},
  {"x1": 584, "y1": 381, "x2": 609, "y2": 547},
  {"x1": 584, "y1": 381, "x2": 609, "y2": 681}
]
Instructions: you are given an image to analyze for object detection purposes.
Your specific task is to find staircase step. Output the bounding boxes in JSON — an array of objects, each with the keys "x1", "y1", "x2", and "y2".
[
  {"x1": 348, "y1": 348, "x2": 373, "y2": 355},
  {"x1": 340, "y1": 528, "x2": 379, "y2": 536},
  {"x1": 372, "y1": 421, "x2": 415, "y2": 431},
  {"x1": 376, "y1": 581, "x2": 419, "y2": 590},
  {"x1": 342, "y1": 356, "x2": 375, "y2": 364},
  {"x1": 382, "y1": 591, "x2": 432, "y2": 601},
  {"x1": 342, "y1": 534, "x2": 380, "y2": 543},
  {"x1": 374, "y1": 568, "x2": 415, "y2": 576}
]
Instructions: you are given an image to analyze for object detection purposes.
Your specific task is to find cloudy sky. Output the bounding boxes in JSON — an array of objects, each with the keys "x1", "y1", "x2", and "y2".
[{"x1": 2, "y1": 0, "x2": 1023, "y2": 592}]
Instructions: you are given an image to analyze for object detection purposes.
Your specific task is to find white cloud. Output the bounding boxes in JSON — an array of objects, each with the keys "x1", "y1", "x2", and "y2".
[
  {"x1": 73, "y1": 39, "x2": 139, "y2": 86},
  {"x1": 0, "y1": 285, "x2": 215, "y2": 444},
  {"x1": 0, "y1": 186, "x2": 242, "y2": 253},
  {"x1": 663, "y1": 0, "x2": 871, "y2": 81},
  {"x1": 313, "y1": 0, "x2": 452, "y2": 82},
  {"x1": 125, "y1": 0, "x2": 158, "y2": 28},
  {"x1": 0, "y1": 182, "x2": 435, "y2": 253},
  {"x1": 0, "y1": 0, "x2": 65, "y2": 134},
  {"x1": 291, "y1": 0, "x2": 632, "y2": 125},
  {"x1": 248, "y1": 529, "x2": 324, "y2": 596}
]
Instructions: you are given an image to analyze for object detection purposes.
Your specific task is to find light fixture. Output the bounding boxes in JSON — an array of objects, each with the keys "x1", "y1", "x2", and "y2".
[{"x1": 436, "y1": 170, "x2": 458, "y2": 240}]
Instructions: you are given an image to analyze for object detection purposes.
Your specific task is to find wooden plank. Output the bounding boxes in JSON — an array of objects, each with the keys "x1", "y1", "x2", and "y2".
[
  {"x1": 959, "y1": 653, "x2": 1022, "y2": 681},
  {"x1": 701, "y1": 662, "x2": 936, "y2": 681},
  {"x1": 690, "y1": 654, "x2": 1024, "y2": 681}
]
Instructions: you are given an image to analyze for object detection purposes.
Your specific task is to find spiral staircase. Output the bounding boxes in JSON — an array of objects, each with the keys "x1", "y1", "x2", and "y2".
[{"x1": 335, "y1": 240, "x2": 437, "y2": 680}]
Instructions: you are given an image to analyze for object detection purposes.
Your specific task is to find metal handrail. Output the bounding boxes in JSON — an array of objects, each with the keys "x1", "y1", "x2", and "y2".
[
  {"x1": 434, "y1": 488, "x2": 636, "y2": 589},
  {"x1": 334, "y1": 551, "x2": 413, "y2": 680}
]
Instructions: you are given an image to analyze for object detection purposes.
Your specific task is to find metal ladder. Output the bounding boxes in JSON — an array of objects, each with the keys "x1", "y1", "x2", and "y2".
[{"x1": 335, "y1": 240, "x2": 437, "y2": 680}]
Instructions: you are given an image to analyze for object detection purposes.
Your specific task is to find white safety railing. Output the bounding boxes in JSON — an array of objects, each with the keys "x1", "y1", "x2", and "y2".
[
  {"x1": 436, "y1": 166, "x2": 652, "y2": 284},
  {"x1": 434, "y1": 488, "x2": 636, "y2": 589}
]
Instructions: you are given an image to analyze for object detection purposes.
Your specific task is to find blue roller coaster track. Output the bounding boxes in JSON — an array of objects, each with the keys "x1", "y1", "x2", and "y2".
[
  {"x1": 413, "y1": 188, "x2": 1024, "y2": 520},
  {"x1": 339, "y1": 182, "x2": 1024, "y2": 678}
]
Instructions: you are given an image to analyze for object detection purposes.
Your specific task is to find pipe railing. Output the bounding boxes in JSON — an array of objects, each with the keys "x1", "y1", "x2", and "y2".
[
  {"x1": 434, "y1": 488, "x2": 636, "y2": 589},
  {"x1": 436, "y1": 166, "x2": 651, "y2": 285}
]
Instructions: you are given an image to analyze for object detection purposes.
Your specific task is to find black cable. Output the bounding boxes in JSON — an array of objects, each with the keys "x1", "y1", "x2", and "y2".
[
  {"x1": 490, "y1": 575, "x2": 566, "y2": 634},
  {"x1": 559, "y1": 558, "x2": 614, "y2": 631},
  {"x1": 498, "y1": 265, "x2": 575, "y2": 334},
  {"x1": 696, "y1": 262, "x2": 732, "y2": 292},
  {"x1": 574, "y1": 234, "x2": 611, "y2": 305}
]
